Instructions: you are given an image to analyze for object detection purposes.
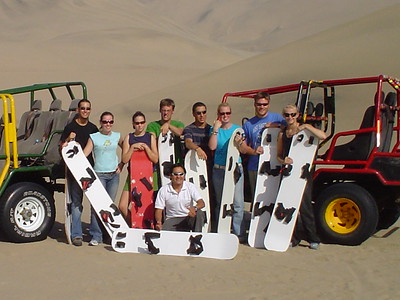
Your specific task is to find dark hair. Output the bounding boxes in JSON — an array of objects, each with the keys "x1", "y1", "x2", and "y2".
[
  {"x1": 100, "y1": 111, "x2": 114, "y2": 121},
  {"x1": 78, "y1": 99, "x2": 91, "y2": 108},
  {"x1": 159, "y1": 98, "x2": 175, "y2": 110},
  {"x1": 192, "y1": 102, "x2": 207, "y2": 113},
  {"x1": 171, "y1": 163, "x2": 186, "y2": 174},
  {"x1": 132, "y1": 111, "x2": 146, "y2": 123},
  {"x1": 254, "y1": 91, "x2": 270, "y2": 102}
]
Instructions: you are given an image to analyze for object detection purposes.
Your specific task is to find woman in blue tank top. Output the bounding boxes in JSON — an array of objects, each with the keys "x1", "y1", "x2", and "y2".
[
  {"x1": 118, "y1": 111, "x2": 158, "y2": 222},
  {"x1": 84, "y1": 111, "x2": 123, "y2": 245}
]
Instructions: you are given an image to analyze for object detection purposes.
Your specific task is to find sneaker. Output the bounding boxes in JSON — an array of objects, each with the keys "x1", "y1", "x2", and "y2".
[
  {"x1": 289, "y1": 240, "x2": 300, "y2": 248},
  {"x1": 238, "y1": 236, "x2": 247, "y2": 244},
  {"x1": 89, "y1": 239, "x2": 100, "y2": 246},
  {"x1": 309, "y1": 242, "x2": 320, "y2": 250},
  {"x1": 72, "y1": 237, "x2": 83, "y2": 247}
]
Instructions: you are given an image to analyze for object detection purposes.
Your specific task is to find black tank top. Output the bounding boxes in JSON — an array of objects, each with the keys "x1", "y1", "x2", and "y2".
[{"x1": 282, "y1": 127, "x2": 293, "y2": 158}]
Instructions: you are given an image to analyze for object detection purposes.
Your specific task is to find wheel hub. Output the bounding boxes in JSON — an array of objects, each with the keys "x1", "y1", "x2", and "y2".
[
  {"x1": 15, "y1": 198, "x2": 44, "y2": 231},
  {"x1": 325, "y1": 198, "x2": 361, "y2": 234}
]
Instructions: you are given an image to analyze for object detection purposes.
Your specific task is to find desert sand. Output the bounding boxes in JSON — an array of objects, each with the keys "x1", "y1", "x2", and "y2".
[{"x1": 1, "y1": 0, "x2": 400, "y2": 299}]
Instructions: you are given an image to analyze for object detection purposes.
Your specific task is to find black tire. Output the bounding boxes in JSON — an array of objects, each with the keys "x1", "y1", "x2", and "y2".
[
  {"x1": 377, "y1": 201, "x2": 400, "y2": 230},
  {"x1": 0, "y1": 182, "x2": 56, "y2": 242},
  {"x1": 315, "y1": 183, "x2": 378, "y2": 246}
]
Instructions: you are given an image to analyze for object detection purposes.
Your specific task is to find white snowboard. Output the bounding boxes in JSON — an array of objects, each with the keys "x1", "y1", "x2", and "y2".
[
  {"x1": 248, "y1": 128, "x2": 281, "y2": 248},
  {"x1": 184, "y1": 149, "x2": 210, "y2": 232},
  {"x1": 61, "y1": 142, "x2": 129, "y2": 238},
  {"x1": 158, "y1": 130, "x2": 175, "y2": 187},
  {"x1": 264, "y1": 130, "x2": 319, "y2": 252},
  {"x1": 112, "y1": 228, "x2": 239, "y2": 260},
  {"x1": 217, "y1": 128, "x2": 244, "y2": 234}
]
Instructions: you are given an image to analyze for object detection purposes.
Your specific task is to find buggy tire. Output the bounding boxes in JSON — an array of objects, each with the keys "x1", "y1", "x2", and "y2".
[
  {"x1": 315, "y1": 183, "x2": 378, "y2": 245},
  {"x1": 0, "y1": 182, "x2": 55, "y2": 243},
  {"x1": 377, "y1": 201, "x2": 400, "y2": 230}
]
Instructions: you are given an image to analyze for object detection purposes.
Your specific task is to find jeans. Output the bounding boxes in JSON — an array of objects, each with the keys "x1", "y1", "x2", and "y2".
[
  {"x1": 89, "y1": 172, "x2": 120, "y2": 242},
  {"x1": 212, "y1": 164, "x2": 244, "y2": 236},
  {"x1": 68, "y1": 173, "x2": 84, "y2": 240}
]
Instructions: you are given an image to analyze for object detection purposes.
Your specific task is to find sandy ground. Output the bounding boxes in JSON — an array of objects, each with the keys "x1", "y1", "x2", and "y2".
[
  {"x1": 0, "y1": 194, "x2": 399, "y2": 300},
  {"x1": 1, "y1": 1, "x2": 400, "y2": 299}
]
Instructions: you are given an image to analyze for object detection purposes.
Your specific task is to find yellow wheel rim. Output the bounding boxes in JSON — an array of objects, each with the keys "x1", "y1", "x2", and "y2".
[{"x1": 324, "y1": 198, "x2": 361, "y2": 234}]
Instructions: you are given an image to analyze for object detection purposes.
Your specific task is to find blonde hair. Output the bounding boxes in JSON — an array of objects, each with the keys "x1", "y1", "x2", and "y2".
[
  {"x1": 282, "y1": 104, "x2": 298, "y2": 113},
  {"x1": 218, "y1": 102, "x2": 231, "y2": 113}
]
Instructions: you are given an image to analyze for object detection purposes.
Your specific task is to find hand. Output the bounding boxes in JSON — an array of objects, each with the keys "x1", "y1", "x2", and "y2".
[
  {"x1": 69, "y1": 132, "x2": 76, "y2": 141},
  {"x1": 284, "y1": 157, "x2": 293, "y2": 164},
  {"x1": 234, "y1": 134, "x2": 244, "y2": 145},
  {"x1": 115, "y1": 163, "x2": 123, "y2": 174},
  {"x1": 155, "y1": 222, "x2": 162, "y2": 231},
  {"x1": 265, "y1": 122, "x2": 280, "y2": 128},
  {"x1": 160, "y1": 122, "x2": 170, "y2": 136},
  {"x1": 188, "y1": 207, "x2": 197, "y2": 218},
  {"x1": 255, "y1": 146, "x2": 264, "y2": 155},
  {"x1": 196, "y1": 147, "x2": 207, "y2": 160},
  {"x1": 213, "y1": 119, "x2": 222, "y2": 131},
  {"x1": 132, "y1": 143, "x2": 145, "y2": 151}
]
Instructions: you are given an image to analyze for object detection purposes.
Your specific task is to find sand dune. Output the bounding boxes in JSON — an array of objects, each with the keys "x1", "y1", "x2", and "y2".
[
  {"x1": 1, "y1": 1, "x2": 400, "y2": 299},
  {"x1": 109, "y1": 3, "x2": 400, "y2": 135}
]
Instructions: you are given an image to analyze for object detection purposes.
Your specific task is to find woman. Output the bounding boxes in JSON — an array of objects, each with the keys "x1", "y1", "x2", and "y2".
[
  {"x1": 84, "y1": 111, "x2": 123, "y2": 246},
  {"x1": 118, "y1": 111, "x2": 158, "y2": 222},
  {"x1": 277, "y1": 104, "x2": 327, "y2": 250},
  {"x1": 208, "y1": 103, "x2": 245, "y2": 238}
]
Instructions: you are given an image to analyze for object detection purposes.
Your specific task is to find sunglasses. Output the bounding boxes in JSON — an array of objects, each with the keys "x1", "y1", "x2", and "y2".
[
  {"x1": 255, "y1": 102, "x2": 269, "y2": 107},
  {"x1": 134, "y1": 121, "x2": 146, "y2": 125},
  {"x1": 79, "y1": 107, "x2": 91, "y2": 111},
  {"x1": 101, "y1": 120, "x2": 114, "y2": 124},
  {"x1": 283, "y1": 112, "x2": 297, "y2": 117},
  {"x1": 171, "y1": 172, "x2": 185, "y2": 176},
  {"x1": 219, "y1": 111, "x2": 231, "y2": 116},
  {"x1": 195, "y1": 110, "x2": 207, "y2": 115}
]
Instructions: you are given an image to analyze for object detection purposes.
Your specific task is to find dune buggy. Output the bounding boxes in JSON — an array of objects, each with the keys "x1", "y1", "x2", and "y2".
[
  {"x1": 0, "y1": 82, "x2": 86, "y2": 242},
  {"x1": 223, "y1": 74, "x2": 400, "y2": 245}
]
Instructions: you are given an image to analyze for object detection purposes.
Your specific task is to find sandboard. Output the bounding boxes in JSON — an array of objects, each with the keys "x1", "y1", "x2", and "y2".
[
  {"x1": 247, "y1": 127, "x2": 281, "y2": 248},
  {"x1": 112, "y1": 228, "x2": 238, "y2": 260},
  {"x1": 184, "y1": 149, "x2": 210, "y2": 232},
  {"x1": 158, "y1": 130, "x2": 175, "y2": 187},
  {"x1": 130, "y1": 150, "x2": 154, "y2": 229},
  {"x1": 64, "y1": 169, "x2": 72, "y2": 244},
  {"x1": 61, "y1": 141, "x2": 129, "y2": 239},
  {"x1": 264, "y1": 130, "x2": 319, "y2": 252},
  {"x1": 217, "y1": 128, "x2": 244, "y2": 234}
]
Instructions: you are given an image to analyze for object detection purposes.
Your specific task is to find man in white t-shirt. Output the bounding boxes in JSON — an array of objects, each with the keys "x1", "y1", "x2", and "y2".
[{"x1": 155, "y1": 164, "x2": 205, "y2": 232}]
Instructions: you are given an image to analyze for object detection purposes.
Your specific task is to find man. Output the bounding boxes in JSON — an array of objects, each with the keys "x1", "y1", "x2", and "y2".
[
  {"x1": 154, "y1": 164, "x2": 205, "y2": 232},
  {"x1": 147, "y1": 98, "x2": 184, "y2": 141},
  {"x1": 60, "y1": 99, "x2": 99, "y2": 247},
  {"x1": 241, "y1": 92, "x2": 285, "y2": 201},
  {"x1": 183, "y1": 102, "x2": 212, "y2": 161},
  {"x1": 147, "y1": 98, "x2": 185, "y2": 189}
]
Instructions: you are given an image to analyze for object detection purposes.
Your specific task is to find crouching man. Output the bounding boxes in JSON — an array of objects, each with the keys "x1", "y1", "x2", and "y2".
[{"x1": 155, "y1": 164, "x2": 205, "y2": 232}]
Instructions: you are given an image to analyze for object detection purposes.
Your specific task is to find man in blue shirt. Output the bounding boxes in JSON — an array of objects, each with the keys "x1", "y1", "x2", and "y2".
[{"x1": 241, "y1": 92, "x2": 285, "y2": 202}]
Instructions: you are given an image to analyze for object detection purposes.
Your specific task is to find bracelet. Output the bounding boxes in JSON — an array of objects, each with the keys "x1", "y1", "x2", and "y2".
[{"x1": 212, "y1": 131, "x2": 218, "y2": 135}]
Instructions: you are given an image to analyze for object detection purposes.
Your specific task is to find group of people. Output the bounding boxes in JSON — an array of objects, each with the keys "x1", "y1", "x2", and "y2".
[{"x1": 60, "y1": 92, "x2": 326, "y2": 250}]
